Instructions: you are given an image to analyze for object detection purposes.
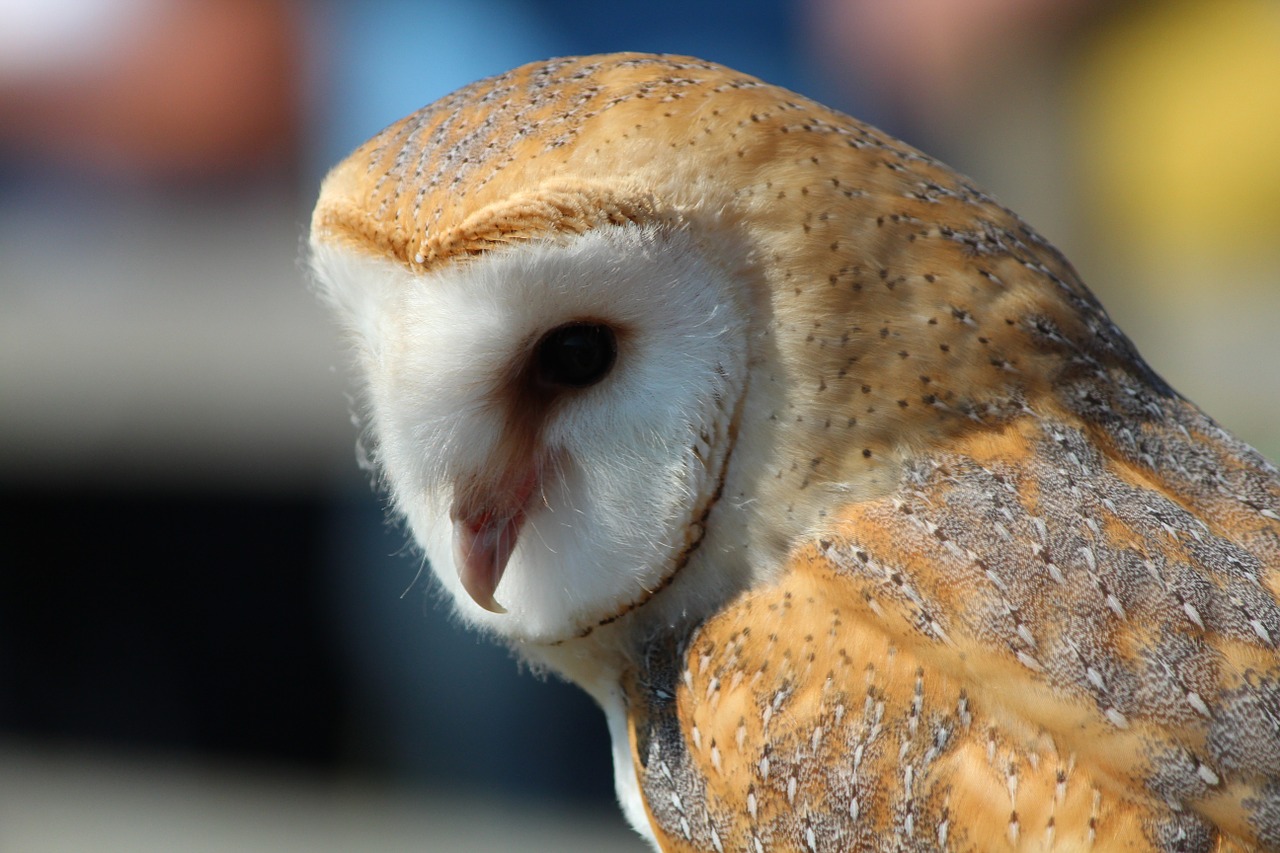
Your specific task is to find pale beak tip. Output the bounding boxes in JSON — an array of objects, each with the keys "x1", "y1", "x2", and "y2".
[
  {"x1": 457, "y1": 566, "x2": 509, "y2": 615},
  {"x1": 454, "y1": 518, "x2": 515, "y2": 616},
  {"x1": 478, "y1": 594, "x2": 508, "y2": 615}
]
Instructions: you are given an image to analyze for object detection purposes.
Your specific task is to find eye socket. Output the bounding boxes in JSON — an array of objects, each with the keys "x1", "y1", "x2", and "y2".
[{"x1": 534, "y1": 322, "x2": 617, "y2": 390}]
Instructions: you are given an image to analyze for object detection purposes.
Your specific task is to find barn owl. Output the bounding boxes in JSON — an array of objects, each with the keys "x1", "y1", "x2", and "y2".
[{"x1": 310, "y1": 54, "x2": 1280, "y2": 851}]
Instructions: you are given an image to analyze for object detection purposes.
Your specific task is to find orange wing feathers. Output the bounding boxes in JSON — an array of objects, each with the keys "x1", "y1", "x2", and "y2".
[{"x1": 628, "y1": 406, "x2": 1280, "y2": 850}]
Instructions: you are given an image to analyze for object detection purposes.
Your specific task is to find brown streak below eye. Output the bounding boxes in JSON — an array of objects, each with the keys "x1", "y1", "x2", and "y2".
[{"x1": 535, "y1": 322, "x2": 617, "y2": 389}]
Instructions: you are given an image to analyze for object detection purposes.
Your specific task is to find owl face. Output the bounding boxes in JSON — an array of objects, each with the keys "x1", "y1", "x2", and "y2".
[{"x1": 314, "y1": 224, "x2": 751, "y2": 643}]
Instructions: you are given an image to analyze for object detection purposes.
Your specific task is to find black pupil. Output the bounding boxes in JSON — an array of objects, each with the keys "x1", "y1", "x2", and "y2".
[{"x1": 536, "y1": 323, "x2": 616, "y2": 389}]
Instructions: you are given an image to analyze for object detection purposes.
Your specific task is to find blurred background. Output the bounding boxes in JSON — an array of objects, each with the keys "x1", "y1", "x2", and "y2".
[{"x1": 2, "y1": 0, "x2": 1277, "y2": 849}]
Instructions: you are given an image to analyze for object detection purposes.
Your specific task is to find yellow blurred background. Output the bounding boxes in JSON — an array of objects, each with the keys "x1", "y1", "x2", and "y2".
[{"x1": 1, "y1": 1, "x2": 1277, "y2": 849}]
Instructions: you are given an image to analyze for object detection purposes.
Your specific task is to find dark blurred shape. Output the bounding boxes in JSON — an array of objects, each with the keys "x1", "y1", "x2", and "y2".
[{"x1": 0, "y1": 485, "x2": 344, "y2": 766}]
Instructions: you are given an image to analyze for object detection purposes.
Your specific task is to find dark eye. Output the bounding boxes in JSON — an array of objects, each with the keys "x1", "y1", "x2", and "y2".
[{"x1": 534, "y1": 322, "x2": 617, "y2": 389}]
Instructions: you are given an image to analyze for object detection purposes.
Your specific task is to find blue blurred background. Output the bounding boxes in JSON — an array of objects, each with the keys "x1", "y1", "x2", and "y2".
[{"x1": 2, "y1": 1, "x2": 1278, "y2": 849}]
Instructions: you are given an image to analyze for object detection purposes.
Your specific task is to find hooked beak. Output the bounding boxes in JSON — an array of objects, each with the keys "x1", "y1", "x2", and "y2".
[{"x1": 451, "y1": 467, "x2": 540, "y2": 614}]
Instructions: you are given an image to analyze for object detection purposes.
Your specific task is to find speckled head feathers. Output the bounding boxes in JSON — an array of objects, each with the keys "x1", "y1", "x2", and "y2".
[
  {"x1": 313, "y1": 52, "x2": 1053, "y2": 280},
  {"x1": 312, "y1": 53, "x2": 748, "y2": 269}
]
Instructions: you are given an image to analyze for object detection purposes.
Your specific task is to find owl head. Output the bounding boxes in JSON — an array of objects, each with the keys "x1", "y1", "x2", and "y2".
[
  {"x1": 311, "y1": 217, "x2": 753, "y2": 645},
  {"x1": 310, "y1": 53, "x2": 1090, "y2": 652}
]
